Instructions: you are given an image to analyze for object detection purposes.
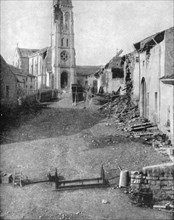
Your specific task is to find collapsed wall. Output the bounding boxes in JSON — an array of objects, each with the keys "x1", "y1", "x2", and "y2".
[{"x1": 130, "y1": 163, "x2": 174, "y2": 202}]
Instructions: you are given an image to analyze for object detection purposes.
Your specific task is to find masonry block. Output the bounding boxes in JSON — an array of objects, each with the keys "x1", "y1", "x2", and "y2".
[{"x1": 146, "y1": 176, "x2": 159, "y2": 180}]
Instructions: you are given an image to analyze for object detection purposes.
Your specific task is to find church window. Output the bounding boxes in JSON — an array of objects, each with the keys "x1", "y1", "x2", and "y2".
[
  {"x1": 60, "y1": 50, "x2": 69, "y2": 61},
  {"x1": 65, "y1": 12, "x2": 69, "y2": 30},
  {"x1": 66, "y1": 39, "x2": 68, "y2": 47},
  {"x1": 60, "y1": 12, "x2": 63, "y2": 29},
  {"x1": 65, "y1": 12, "x2": 69, "y2": 22},
  {"x1": 61, "y1": 38, "x2": 64, "y2": 47},
  {"x1": 54, "y1": 8, "x2": 58, "y2": 21}
]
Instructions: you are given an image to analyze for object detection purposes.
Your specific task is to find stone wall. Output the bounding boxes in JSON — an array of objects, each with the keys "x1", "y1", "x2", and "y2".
[
  {"x1": 130, "y1": 163, "x2": 174, "y2": 202},
  {"x1": 165, "y1": 27, "x2": 174, "y2": 77},
  {"x1": 0, "y1": 56, "x2": 18, "y2": 108}
]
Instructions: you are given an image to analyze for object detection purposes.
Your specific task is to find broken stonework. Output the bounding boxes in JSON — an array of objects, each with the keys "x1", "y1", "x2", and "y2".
[{"x1": 130, "y1": 163, "x2": 174, "y2": 202}]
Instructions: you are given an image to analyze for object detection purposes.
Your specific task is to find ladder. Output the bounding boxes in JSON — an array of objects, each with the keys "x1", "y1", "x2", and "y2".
[{"x1": 13, "y1": 166, "x2": 23, "y2": 187}]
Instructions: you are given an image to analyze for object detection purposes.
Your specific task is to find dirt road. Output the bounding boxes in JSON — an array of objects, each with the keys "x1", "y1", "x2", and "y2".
[{"x1": 0, "y1": 96, "x2": 173, "y2": 220}]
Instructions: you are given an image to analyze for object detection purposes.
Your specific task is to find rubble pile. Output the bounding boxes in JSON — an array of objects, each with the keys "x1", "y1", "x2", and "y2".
[
  {"x1": 98, "y1": 94, "x2": 140, "y2": 122},
  {"x1": 97, "y1": 90, "x2": 173, "y2": 153}
]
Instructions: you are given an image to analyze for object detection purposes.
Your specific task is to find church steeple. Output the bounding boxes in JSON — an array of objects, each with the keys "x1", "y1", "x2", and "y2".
[
  {"x1": 53, "y1": 0, "x2": 72, "y2": 7},
  {"x1": 51, "y1": 0, "x2": 76, "y2": 91}
]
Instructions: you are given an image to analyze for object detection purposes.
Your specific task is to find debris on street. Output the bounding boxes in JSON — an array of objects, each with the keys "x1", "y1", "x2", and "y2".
[{"x1": 102, "y1": 199, "x2": 110, "y2": 204}]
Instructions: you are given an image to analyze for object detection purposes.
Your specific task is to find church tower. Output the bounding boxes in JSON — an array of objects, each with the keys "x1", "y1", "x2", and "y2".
[{"x1": 51, "y1": 0, "x2": 76, "y2": 91}]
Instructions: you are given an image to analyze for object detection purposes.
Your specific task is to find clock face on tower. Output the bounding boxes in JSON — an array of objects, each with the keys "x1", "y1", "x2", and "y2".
[{"x1": 60, "y1": 50, "x2": 69, "y2": 61}]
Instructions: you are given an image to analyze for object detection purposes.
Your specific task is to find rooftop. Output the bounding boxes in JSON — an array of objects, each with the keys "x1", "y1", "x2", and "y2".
[
  {"x1": 76, "y1": 66, "x2": 100, "y2": 76},
  {"x1": 134, "y1": 27, "x2": 174, "y2": 51},
  {"x1": 17, "y1": 48, "x2": 39, "y2": 58}
]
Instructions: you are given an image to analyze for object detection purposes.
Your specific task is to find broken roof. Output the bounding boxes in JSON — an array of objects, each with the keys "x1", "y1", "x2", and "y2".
[
  {"x1": 160, "y1": 74, "x2": 174, "y2": 85},
  {"x1": 9, "y1": 65, "x2": 28, "y2": 76},
  {"x1": 134, "y1": 31, "x2": 165, "y2": 51},
  {"x1": 76, "y1": 66, "x2": 100, "y2": 76},
  {"x1": 53, "y1": 0, "x2": 72, "y2": 7},
  {"x1": 133, "y1": 27, "x2": 174, "y2": 51},
  {"x1": 17, "y1": 48, "x2": 39, "y2": 58},
  {"x1": 29, "y1": 47, "x2": 50, "y2": 57},
  {"x1": 105, "y1": 56, "x2": 123, "y2": 69}
]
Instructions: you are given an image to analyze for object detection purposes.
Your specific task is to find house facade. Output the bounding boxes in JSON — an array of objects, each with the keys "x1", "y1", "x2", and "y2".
[
  {"x1": 76, "y1": 66, "x2": 99, "y2": 89},
  {"x1": 0, "y1": 55, "x2": 18, "y2": 108},
  {"x1": 14, "y1": 47, "x2": 39, "y2": 73},
  {"x1": 29, "y1": 47, "x2": 52, "y2": 90},
  {"x1": 133, "y1": 27, "x2": 174, "y2": 144},
  {"x1": 9, "y1": 65, "x2": 36, "y2": 95},
  {"x1": 91, "y1": 54, "x2": 125, "y2": 94}
]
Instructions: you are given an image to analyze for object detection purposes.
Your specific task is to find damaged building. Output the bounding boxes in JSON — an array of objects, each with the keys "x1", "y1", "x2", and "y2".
[
  {"x1": 28, "y1": 47, "x2": 52, "y2": 90},
  {"x1": 92, "y1": 51, "x2": 125, "y2": 94},
  {"x1": 133, "y1": 27, "x2": 174, "y2": 145},
  {"x1": 76, "y1": 66, "x2": 100, "y2": 89}
]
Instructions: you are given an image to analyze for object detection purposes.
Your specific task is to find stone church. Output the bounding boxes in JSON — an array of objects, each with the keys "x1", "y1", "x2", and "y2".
[
  {"x1": 13, "y1": 0, "x2": 98, "y2": 92},
  {"x1": 13, "y1": 0, "x2": 75, "y2": 92},
  {"x1": 51, "y1": 0, "x2": 76, "y2": 91}
]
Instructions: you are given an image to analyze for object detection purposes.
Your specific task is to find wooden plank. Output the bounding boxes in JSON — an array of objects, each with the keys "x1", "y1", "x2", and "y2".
[
  {"x1": 53, "y1": 183, "x2": 107, "y2": 191},
  {"x1": 58, "y1": 177, "x2": 102, "y2": 185},
  {"x1": 131, "y1": 122, "x2": 152, "y2": 128},
  {"x1": 131, "y1": 125, "x2": 154, "y2": 131}
]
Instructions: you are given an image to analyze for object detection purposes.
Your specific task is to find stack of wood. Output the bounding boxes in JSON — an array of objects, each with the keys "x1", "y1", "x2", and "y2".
[{"x1": 130, "y1": 122, "x2": 155, "y2": 132}]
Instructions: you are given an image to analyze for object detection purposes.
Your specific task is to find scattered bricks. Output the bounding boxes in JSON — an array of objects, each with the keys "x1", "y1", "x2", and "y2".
[
  {"x1": 159, "y1": 177, "x2": 171, "y2": 180},
  {"x1": 152, "y1": 168, "x2": 161, "y2": 177},
  {"x1": 160, "y1": 186, "x2": 172, "y2": 191},
  {"x1": 130, "y1": 183, "x2": 140, "y2": 190},
  {"x1": 147, "y1": 179, "x2": 157, "y2": 184},
  {"x1": 152, "y1": 185, "x2": 161, "y2": 190},
  {"x1": 164, "y1": 177, "x2": 174, "y2": 180},
  {"x1": 160, "y1": 181, "x2": 169, "y2": 187},
  {"x1": 146, "y1": 176, "x2": 159, "y2": 180},
  {"x1": 159, "y1": 180, "x2": 169, "y2": 186},
  {"x1": 142, "y1": 184, "x2": 150, "y2": 189},
  {"x1": 155, "y1": 180, "x2": 161, "y2": 185},
  {"x1": 131, "y1": 179, "x2": 140, "y2": 184}
]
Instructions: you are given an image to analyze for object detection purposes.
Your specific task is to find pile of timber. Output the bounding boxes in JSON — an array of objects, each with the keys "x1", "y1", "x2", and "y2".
[{"x1": 130, "y1": 122, "x2": 155, "y2": 132}]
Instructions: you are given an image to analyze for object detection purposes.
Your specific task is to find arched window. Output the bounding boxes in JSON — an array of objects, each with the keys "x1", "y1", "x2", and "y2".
[
  {"x1": 66, "y1": 39, "x2": 68, "y2": 47},
  {"x1": 61, "y1": 71, "x2": 68, "y2": 89},
  {"x1": 65, "y1": 12, "x2": 69, "y2": 30},
  {"x1": 61, "y1": 38, "x2": 64, "y2": 47},
  {"x1": 65, "y1": 12, "x2": 69, "y2": 22},
  {"x1": 60, "y1": 11, "x2": 63, "y2": 30}
]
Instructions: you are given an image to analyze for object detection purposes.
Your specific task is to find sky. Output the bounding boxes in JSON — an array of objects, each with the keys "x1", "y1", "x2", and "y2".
[{"x1": 1, "y1": 0, "x2": 174, "y2": 66}]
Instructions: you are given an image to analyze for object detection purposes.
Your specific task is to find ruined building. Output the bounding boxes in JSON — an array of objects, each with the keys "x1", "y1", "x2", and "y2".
[{"x1": 133, "y1": 27, "x2": 174, "y2": 145}]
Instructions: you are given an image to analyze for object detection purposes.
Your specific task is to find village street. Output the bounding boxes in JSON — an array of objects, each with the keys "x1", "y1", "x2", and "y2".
[{"x1": 0, "y1": 96, "x2": 173, "y2": 220}]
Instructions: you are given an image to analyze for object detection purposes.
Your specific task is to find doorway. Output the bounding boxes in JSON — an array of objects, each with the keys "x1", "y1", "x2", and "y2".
[
  {"x1": 61, "y1": 71, "x2": 68, "y2": 89},
  {"x1": 141, "y1": 77, "x2": 146, "y2": 118}
]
